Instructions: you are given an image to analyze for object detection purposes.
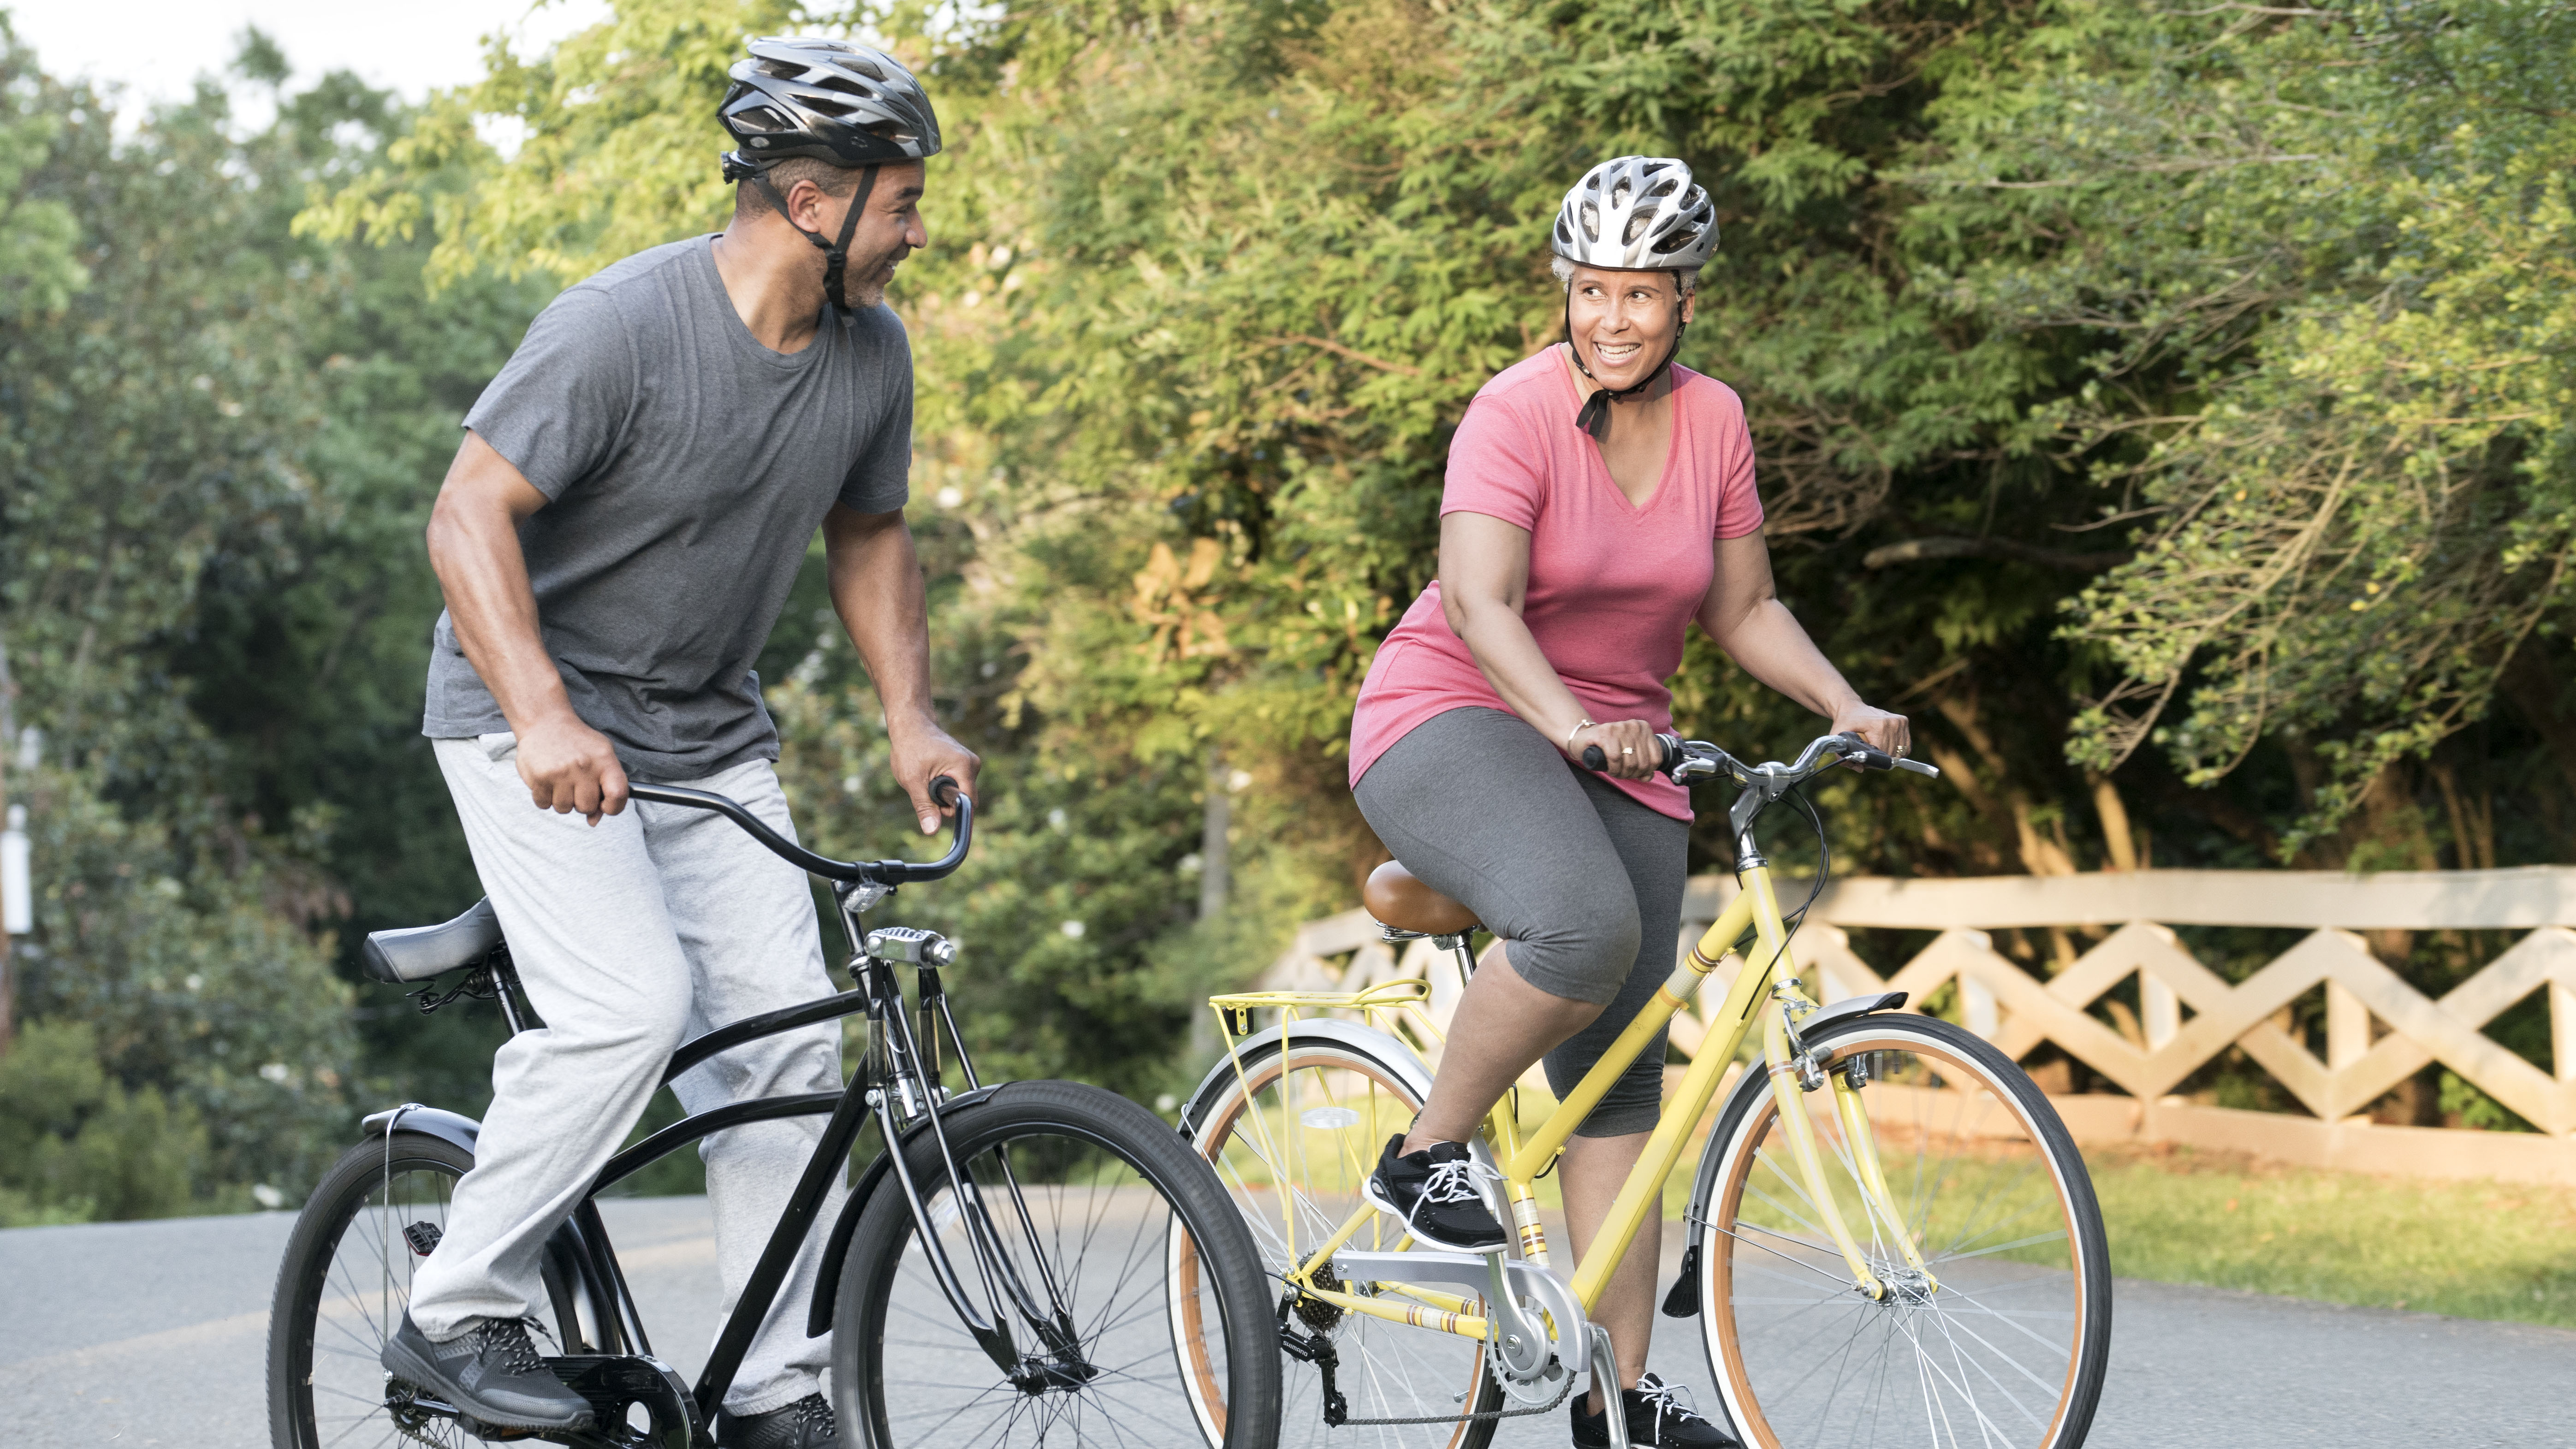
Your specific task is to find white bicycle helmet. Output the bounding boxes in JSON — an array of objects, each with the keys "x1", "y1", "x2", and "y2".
[
  {"x1": 1551, "y1": 156, "x2": 1716, "y2": 272},
  {"x1": 1551, "y1": 158, "x2": 1715, "y2": 438}
]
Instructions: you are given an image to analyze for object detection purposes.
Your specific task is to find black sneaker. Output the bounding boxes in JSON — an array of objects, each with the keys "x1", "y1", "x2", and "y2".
[
  {"x1": 379, "y1": 1312, "x2": 594, "y2": 1432},
  {"x1": 1571, "y1": 1373, "x2": 1739, "y2": 1448},
  {"x1": 714, "y1": 1391, "x2": 837, "y2": 1449},
  {"x1": 1362, "y1": 1134, "x2": 1507, "y2": 1253}
]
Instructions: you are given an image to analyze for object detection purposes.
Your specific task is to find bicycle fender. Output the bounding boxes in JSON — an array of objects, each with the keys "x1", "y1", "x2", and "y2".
[
  {"x1": 804, "y1": 1085, "x2": 1002, "y2": 1339},
  {"x1": 1175, "y1": 1018, "x2": 1435, "y2": 1136},
  {"x1": 359, "y1": 1103, "x2": 481, "y2": 1157},
  {"x1": 1668, "y1": 992, "x2": 1909, "y2": 1318}
]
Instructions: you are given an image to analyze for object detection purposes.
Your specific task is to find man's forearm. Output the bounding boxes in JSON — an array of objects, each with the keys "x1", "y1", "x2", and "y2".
[{"x1": 825, "y1": 517, "x2": 938, "y2": 729}]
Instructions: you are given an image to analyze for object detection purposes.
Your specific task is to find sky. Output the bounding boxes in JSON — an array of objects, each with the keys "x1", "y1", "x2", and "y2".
[{"x1": 11, "y1": 0, "x2": 613, "y2": 109}]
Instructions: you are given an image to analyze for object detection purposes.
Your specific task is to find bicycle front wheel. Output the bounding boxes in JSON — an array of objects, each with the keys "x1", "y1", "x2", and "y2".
[
  {"x1": 834, "y1": 1080, "x2": 1282, "y2": 1449},
  {"x1": 1691, "y1": 1012, "x2": 2112, "y2": 1449}
]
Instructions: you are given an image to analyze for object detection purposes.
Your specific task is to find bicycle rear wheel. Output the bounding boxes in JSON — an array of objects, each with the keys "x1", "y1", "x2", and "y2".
[
  {"x1": 266, "y1": 1129, "x2": 599, "y2": 1449},
  {"x1": 834, "y1": 1080, "x2": 1281, "y2": 1449},
  {"x1": 1691, "y1": 1013, "x2": 2112, "y2": 1449},
  {"x1": 1183, "y1": 1033, "x2": 1508, "y2": 1449}
]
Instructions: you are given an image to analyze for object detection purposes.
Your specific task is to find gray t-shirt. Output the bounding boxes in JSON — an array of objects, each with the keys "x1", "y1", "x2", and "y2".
[{"x1": 422, "y1": 236, "x2": 912, "y2": 781}]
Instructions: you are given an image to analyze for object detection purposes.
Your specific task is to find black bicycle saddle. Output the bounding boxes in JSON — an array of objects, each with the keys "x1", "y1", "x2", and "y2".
[{"x1": 361, "y1": 898, "x2": 504, "y2": 984}]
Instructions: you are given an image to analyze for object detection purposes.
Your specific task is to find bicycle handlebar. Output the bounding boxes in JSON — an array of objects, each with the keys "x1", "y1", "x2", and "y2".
[
  {"x1": 1581, "y1": 733, "x2": 1941, "y2": 788},
  {"x1": 626, "y1": 774, "x2": 972, "y2": 885}
]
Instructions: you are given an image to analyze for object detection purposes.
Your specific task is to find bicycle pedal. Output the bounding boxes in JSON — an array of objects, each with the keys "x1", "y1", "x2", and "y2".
[
  {"x1": 1659, "y1": 1243, "x2": 1701, "y2": 1318},
  {"x1": 404, "y1": 1220, "x2": 444, "y2": 1257}
]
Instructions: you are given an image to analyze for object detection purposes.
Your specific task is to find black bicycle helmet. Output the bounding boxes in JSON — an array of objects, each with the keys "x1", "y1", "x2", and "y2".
[{"x1": 718, "y1": 37, "x2": 944, "y2": 314}]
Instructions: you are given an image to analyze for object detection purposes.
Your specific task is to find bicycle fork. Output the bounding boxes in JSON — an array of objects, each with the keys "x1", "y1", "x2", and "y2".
[
  {"x1": 1758, "y1": 990, "x2": 1933, "y2": 1301},
  {"x1": 841, "y1": 903, "x2": 1081, "y2": 1380}
]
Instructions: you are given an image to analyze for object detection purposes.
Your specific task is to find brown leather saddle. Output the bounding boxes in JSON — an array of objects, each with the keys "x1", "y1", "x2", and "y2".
[{"x1": 1363, "y1": 860, "x2": 1480, "y2": 937}]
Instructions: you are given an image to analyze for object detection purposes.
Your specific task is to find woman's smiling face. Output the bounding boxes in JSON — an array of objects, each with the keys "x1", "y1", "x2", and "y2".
[{"x1": 1565, "y1": 265, "x2": 1694, "y2": 393}]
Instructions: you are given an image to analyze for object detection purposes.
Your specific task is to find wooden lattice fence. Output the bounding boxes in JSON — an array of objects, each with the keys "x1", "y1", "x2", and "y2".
[{"x1": 1260, "y1": 867, "x2": 2576, "y2": 1186}]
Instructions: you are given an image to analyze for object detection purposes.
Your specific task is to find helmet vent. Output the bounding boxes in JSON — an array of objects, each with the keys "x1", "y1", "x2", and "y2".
[
  {"x1": 1644, "y1": 176, "x2": 1678, "y2": 202},
  {"x1": 813, "y1": 75, "x2": 873, "y2": 98},
  {"x1": 754, "y1": 58, "x2": 803, "y2": 79},
  {"x1": 734, "y1": 104, "x2": 797, "y2": 132},
  {"x1": 844, "y1": 55, "x2": 886, "y2": 81},
  {"x1": 1579, "y1": 203, "x2": 1600, "y2": 241},
  {"x1": 1651, "y1": 226, "x2": 1701, "y2": 255},
  {"x1": 861, "y1": 121, "x2": 917, "y2": 144},
  {"x1": 803, "y1": 96, "x2": 855, "y2": 119},
  {"x1": 1609, "y1": 177, "x2": 1632, "y2": 209},
  {"x1": 1622, "y1": 211, "x2": 1651, "y2": 245}
]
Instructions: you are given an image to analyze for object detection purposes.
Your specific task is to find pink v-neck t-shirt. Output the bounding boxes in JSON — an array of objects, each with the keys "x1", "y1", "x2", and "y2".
[{"x1": 1349, "y1": 349, "x2": 1766, "y2": 821}]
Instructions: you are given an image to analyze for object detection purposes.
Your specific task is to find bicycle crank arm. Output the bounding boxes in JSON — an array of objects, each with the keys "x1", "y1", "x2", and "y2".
[{"x1": 1587, "y1": 1324, "x2": 1631, "y2": 1449}]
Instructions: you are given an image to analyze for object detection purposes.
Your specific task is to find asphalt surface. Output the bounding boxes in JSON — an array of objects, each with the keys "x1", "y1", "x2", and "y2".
[{"x1": 3, "y1": 1195, "x2": 2567, "y2": 1447}]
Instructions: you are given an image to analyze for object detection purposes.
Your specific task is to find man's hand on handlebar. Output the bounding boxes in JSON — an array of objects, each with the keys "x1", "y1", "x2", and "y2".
[
  {"x1": 1566, "y1": 718, "x2": 1661, "y2": 781},
  {"x1": 1828, "y1": 701, "x2": 1911, "y2": 768},
  {"x1": 891, "y1": 717, "x2": 981, "y2": 835},
  {"x1": 516, "y1": 712, "x2": 632, "y2": 826}
]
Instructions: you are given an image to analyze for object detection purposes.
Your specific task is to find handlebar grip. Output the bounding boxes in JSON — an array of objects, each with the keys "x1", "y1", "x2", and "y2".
[
  {"x1": 930, "y1": 774, "x2": 962, "y2": 809},
  {"x1": 1580, "y1": 736, "x2": 1682, "y2": 773}
]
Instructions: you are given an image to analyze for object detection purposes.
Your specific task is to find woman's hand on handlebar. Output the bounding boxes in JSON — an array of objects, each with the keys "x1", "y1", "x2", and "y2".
[
  {"x1": 890, "y1": 716, "x2": 981, "y2": 835},
  {"x1": 1828, "y1": 700, "x2": 1912, "y2": 767},
  {"x1": 1568, "y1": 718, "x2": 1661, "y2": 781}
]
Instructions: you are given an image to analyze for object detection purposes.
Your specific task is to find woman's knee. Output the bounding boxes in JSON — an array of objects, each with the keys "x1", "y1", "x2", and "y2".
[{"x1": 1505, "y1": 888, "x2": 1642, "y2": 1006}]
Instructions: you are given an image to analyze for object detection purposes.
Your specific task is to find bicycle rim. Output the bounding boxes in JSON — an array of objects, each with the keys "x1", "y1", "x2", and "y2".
[
  {"x1": 1698, "y1": 1016, "x2": 2111, "y2": 1449},
  {"x1": 845, "y1": 1094, "x2": 1255, "y2": 1448},
  {"x1": 1188, "y1": 1039, "x2": 1502, "y2": 1449}
]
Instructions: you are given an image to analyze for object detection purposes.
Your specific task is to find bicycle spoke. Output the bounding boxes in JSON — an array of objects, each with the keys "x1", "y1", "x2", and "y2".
[{"x1": 1710, "y1": 1034, "x2": 2101, "y2": 1449}]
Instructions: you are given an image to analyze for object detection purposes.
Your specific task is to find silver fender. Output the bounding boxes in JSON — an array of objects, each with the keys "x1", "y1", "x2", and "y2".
[
  {"x1": 1179, "y1": 1018, "x2": 1518, "y2": 1258},
  {"x1": 1177, "y1": 1017, "x2": 1438, "y2": 1135}
]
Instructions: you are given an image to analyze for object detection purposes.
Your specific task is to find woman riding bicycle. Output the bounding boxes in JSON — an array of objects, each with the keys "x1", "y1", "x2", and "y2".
[{"x1": 1348, "y1": 155, "x2": 1911, "y2": 1449}]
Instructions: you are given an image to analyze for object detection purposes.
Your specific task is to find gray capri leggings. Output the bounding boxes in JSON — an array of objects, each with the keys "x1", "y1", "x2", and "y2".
[{"x1": 1353, "y1": 706, "x2": 1686, "y2": 1139}]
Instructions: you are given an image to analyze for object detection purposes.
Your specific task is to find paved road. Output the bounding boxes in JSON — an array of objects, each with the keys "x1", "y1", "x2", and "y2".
[{"x1": 3, "y1": 1197, "x2": 2566, "y2": 1447}]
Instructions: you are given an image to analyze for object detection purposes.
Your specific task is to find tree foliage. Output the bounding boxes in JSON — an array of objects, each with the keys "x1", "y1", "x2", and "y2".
[{"x1": 0, "y1": 30, "x2": 549, "y2": 1214}]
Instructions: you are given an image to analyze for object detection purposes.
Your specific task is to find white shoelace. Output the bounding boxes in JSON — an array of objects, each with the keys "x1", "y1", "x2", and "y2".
[
  {"x1": 1633, "y1": 1373, "x2": 1713, "y2": 1434},
  {"x1": 1418, "y1": 1155, "x2": 1499, "y2": 1206}
]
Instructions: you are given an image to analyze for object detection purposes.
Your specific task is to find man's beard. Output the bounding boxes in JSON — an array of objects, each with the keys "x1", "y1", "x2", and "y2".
[{"x1": 842, "y1": 246, "x2": 911, "y2": 309}]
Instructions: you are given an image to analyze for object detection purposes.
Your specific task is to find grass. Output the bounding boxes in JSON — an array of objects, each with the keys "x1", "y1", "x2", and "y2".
[{"x1": 2081, "y1": 1141, "x2": 2576, "y2": 1328}]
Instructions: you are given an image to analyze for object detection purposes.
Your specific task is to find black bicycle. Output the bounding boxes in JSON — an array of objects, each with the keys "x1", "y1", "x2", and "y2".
[{"x1": 266, "y1": 778, "x2": 1281, "y2": 1449}]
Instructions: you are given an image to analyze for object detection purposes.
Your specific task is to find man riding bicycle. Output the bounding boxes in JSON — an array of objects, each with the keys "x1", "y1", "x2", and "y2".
[{"x1": 378, "y1": 38, "x2": 976, "y2": 1449}]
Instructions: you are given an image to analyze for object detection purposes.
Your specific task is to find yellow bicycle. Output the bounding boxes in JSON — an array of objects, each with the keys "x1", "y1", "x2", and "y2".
[{"x1": 1167, "y1": 731, "x2": 2112, "y2": 1449}]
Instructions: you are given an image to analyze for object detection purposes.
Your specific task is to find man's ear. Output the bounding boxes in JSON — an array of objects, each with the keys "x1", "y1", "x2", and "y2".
[
  {"x1": 785, "y1": 178, "x2": 833, "y2": 232},
  {"x1": 1679, "y1": 288, "x2": 1697, "y2": 328}
]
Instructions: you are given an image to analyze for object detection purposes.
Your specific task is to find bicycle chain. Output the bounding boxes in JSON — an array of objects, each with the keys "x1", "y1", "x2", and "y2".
[{"x1": 1276, "y1": 1289, "x2": 1581, "y2": 1427}]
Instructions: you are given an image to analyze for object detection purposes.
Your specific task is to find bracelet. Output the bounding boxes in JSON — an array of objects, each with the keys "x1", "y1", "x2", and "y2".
[{"x1": 1563, "y1": 717, "x2": 1597, "y2": 753}]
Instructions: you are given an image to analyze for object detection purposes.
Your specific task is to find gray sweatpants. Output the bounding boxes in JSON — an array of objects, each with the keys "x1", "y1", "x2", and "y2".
[
  {"x1": 1354, "y1": 707, "x2": 1687, "y2": 1138},
  {"x1": 408, "y1": 734, "x2": 846, "y2": 1416}
]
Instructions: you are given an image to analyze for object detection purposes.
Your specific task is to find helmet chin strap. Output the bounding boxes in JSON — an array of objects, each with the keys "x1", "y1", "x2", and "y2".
[
  {"x1": 749, "y1": 162, "x2": 882, "y2": 317},
  {"x1": 1565, "y1": 290, "x2": 1686, "y2": 442}
]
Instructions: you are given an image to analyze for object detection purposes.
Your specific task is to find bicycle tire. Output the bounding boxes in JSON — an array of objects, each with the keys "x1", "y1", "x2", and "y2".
[
  {"x1": 265, "y1": 1130, "x2": 600, "y2": 1449},
  {"x1": 1182, "y1": 1033, "x2": 1509, "y2": 1449},
  {"x1": 1690, "y1": 1012, "x2": 2113, "y2": 1449},
  {"x1": 833, "y1": 1079, "x2": 1283, "y2": 1449}
]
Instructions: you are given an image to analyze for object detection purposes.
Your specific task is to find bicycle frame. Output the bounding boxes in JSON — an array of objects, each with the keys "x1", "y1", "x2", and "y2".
[
  {"x1": 1212, "y1": 854, "x2": 1933, "y2": 1363},
  {"x1": 431, "y1": 792, "x2": 1077, "y2": 1429}
]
